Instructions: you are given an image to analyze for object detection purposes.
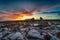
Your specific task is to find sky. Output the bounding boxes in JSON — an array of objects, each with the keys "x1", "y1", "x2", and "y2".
[{"x1": 0, "y1": 0, "x2": 60, "y2": 21}]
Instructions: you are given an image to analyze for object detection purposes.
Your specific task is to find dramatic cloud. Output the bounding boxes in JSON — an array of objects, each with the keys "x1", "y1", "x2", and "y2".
[
  {"x1": 0, "y1": 0, "x2": 60, "y2": 21},
  {"x1": 0, "y1": 4, "x2": 60, "y2": 21}
]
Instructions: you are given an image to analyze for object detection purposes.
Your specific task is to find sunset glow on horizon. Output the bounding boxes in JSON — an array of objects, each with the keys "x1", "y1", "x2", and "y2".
[{"x1": 0, "y1": 0, "x2": 60, "y2": 21}]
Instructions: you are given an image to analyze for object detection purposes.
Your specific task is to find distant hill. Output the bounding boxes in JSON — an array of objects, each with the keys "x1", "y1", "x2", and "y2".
[{"x1": 0, "y1": 19, "x2": 60, "y2": 23}]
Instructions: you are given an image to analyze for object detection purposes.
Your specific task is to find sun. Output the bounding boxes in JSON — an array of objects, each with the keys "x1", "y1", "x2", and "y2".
[
  {"x1": 15, "y1": 16, "x2": 24, "y2": 20},
  {"x1": 23, "y1": 16, "x2": 33, "y2": 19},
  {"x1": 16, "y1": 16, "x2": 33, "y2": 20},
  {"x1": 15, "y1": 13, "x2": 33, "y2": 20}
]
